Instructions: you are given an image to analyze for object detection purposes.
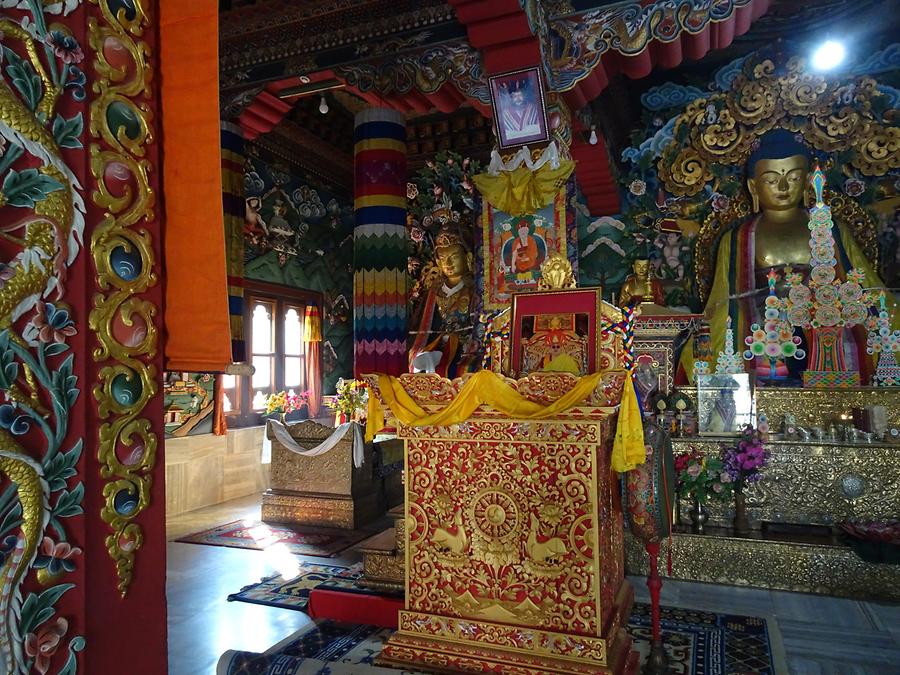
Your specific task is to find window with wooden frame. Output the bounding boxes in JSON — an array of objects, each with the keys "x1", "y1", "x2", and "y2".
[{"x1": 223, "y1": 281, "x2": 322, "y2": 427}]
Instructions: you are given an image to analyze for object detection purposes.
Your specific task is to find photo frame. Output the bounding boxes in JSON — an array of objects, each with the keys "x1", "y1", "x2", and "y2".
[
  {"x1": 488, "y1": 67, "x2": 550, "y2": 150},
  {"x1": 510, "y1": 288, "x2": 602, "y2": 378},
  {"x1": 696, "y1": 373, "x2": 754, "y2": 436}
]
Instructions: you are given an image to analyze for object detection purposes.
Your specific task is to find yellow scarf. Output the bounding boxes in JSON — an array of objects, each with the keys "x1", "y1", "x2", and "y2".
[{"x1": 366, "y1": 370, "x2": 645, "y2": 473}]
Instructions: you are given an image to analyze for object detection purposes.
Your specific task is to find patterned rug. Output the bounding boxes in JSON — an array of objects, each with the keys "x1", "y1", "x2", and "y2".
[
  {"x1": 217, "y1": 604, "x2": 787, "y2": 675},
  {"x1": 175, "y1": 519, "x2": 369, "y2": 558},
  {"x1": 227, "y1": 562, "x2": 365, "y2": 611}
]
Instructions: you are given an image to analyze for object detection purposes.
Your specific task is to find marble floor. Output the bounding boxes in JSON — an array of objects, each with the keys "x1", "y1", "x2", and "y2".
[{"x1": 167, "y1": 496, "x2": 900, "y2": 675}]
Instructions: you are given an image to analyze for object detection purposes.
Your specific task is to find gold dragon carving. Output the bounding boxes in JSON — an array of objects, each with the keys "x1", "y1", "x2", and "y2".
[{"x1": 0, "y1": 1, "x2": 90, "y2": 671}]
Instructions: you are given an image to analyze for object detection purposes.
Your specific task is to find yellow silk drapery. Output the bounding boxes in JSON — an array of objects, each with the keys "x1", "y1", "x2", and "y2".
[
  {"x1": 366, "y1": 369, "x2": 646, "y2": 473},
  {"x1": 473, "y1": 161, "x2": 575, "y2": 216}
]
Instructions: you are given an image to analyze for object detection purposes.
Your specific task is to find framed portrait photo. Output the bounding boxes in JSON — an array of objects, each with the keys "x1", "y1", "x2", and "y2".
[
  {"x1": 488, "y1": 67, "x2": 550, "y2": 150},
  {"x1": 696, "y1": 373, "x2": 754, "y2": 436},
  {"x1": 510, "y1": 288, "x2": 603, "y2": 378}
]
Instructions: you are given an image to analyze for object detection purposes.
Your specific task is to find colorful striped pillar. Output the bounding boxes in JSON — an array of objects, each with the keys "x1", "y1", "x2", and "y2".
[
  {"x1": 353, "y1": 109, "x2": 408, "y2": 376},
  {"x1": 221, "y1": 121, "x2": 246, "y2": 364}
]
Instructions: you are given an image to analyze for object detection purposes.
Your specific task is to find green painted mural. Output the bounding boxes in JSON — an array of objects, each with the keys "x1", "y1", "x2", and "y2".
[{"x1": 243, "y1": 149, "x2": 354, "y2": 394}]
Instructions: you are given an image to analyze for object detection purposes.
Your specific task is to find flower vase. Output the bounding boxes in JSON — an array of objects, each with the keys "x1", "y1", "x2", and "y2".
[
  {"x1": 733, "y1": 485, "x2": 751, "y2": 535},
  {"x1": 688, "y1": 497, "x2": 709, "y2": 534}
]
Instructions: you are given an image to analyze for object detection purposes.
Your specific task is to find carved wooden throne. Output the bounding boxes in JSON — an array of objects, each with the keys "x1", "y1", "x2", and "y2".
[{"x1": 261, "y1": 420, "x2": 380, "y2": 529}]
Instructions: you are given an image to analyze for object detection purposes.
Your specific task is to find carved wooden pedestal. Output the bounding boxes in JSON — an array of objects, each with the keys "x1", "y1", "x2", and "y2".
[
  {"x1": 261, "y1": 420, "x2": 381, "y2": 529},
  {"x1": 367, "y1": 373, "x2": 637, "y2": 675}
]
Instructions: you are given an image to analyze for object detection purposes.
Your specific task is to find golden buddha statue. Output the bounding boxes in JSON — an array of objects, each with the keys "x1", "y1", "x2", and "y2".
[
  {"x1": 618, "y1": 258, "x2": 665, "y2": 306},
  {"x1": 678, "y1": 128, "x2": 897, "y2": 382},
  {"x1": 409, "y1": 223, "x2": 478, "y2": 377}
]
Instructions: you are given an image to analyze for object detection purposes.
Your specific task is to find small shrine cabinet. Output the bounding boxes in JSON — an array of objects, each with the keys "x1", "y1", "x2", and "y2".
[{"x1": 261, "y1": 420, "x2": 380, "y2": 529}]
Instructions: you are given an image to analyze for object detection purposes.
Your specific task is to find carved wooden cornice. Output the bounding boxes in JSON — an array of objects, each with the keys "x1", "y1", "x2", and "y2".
[
  {"x1": 220, "y1": 0, "x2": 457, "y2": 84},
  {"x1": 255, "y1": 118, "x2": 353, "y2": 191}
]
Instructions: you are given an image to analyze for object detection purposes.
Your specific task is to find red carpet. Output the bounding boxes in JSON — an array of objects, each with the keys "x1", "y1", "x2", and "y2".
[
  {"x1": 308, "y1": 588, "x2": 404, "y2": 628},
  {"x1": 175, "y1": 519, "x2": 369, "y2": 557}
]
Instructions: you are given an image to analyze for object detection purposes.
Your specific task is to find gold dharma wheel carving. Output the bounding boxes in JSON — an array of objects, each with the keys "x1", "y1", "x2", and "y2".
[
  {"x1": 408, "y1": 502, "x2": 428, "y2": 544},
  {"x1": 569, "y1": 514, "x2": 595, "y2": 561},
  {"x1": 468, "y1": 489, "x2": 520, "y2": 540}
]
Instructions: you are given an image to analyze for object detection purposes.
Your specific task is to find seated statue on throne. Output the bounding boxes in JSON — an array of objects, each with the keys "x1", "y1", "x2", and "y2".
[
  {"x1": 409, "y1": 223, "x2": 479, "y2": 378},
  {"x1": 678, "y1": 128, "x2": 896, "y2": 383},
  {"x1": 520, "y1": 313, "x2": 588, "y2": 376}
]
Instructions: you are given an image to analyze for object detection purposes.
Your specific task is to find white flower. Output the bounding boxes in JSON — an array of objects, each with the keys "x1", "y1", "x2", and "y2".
[{"x1": 629, "y1": 179, "x2": 647, "y2": 196}]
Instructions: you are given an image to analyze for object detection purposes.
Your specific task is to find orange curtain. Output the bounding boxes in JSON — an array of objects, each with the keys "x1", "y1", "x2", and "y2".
[
  {"x1": 304, "y1": 305, "x2": 322, "y2": 417},
  {"x1": 160, "y1": 2, "x2": 232, "y2": 372}
]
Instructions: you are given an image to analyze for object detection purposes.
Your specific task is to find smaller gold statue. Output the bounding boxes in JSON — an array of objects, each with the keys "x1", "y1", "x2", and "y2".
[{"x1": 618, "y1": 259, "x2": 665, "y2": 306}]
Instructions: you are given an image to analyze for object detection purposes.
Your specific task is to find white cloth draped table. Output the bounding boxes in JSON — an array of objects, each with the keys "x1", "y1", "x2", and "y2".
[{"x1": 267, "y1": 420, "x2": 365, "y2": 468}]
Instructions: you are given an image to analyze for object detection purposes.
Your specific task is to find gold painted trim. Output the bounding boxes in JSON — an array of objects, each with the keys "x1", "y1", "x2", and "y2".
[{"x1": 87, "y1": 0, "x2": 157, "y2": 597}]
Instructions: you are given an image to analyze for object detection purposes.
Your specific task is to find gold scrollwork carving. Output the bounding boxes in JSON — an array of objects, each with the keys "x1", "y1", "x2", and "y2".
[{"x1": 88, "y1": 0, "x2": 157, "y2": 596}]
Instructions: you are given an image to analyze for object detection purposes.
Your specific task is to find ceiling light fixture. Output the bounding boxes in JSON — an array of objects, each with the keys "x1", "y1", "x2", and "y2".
[
  {"x1": 811, "y1": 40, "x2": 846, "y2": 71},
  {"x1": 318, "y1": 94, "x2": 329, "y2": 114}
]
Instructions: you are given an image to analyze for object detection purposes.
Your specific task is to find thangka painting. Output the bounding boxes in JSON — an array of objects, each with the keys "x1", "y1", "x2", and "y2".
[
  {"x1": 164, "y1": 372, "x2": 216, "y2": 437},
  {"x1": 481, "y1": 188, "x2": 568, "y2": 310}
]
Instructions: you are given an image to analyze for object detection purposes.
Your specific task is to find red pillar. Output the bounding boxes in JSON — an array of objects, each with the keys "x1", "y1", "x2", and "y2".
[{"x1": 0, "y1": 2, "x2": 167, "y2": 673}]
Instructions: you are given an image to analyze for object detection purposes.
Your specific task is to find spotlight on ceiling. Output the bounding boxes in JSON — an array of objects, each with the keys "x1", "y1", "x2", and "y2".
[
  {"x1": 318, "y1": 94, "x2": 329, "y2": 114},
  {"x1": 811, "y1": 40, "x2": 846, "y2": 71}
]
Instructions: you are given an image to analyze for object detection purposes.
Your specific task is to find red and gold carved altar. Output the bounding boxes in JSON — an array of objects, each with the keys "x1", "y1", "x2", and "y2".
[{"x1": 366, "y1": 372, "x2": 637, "y2": 674}]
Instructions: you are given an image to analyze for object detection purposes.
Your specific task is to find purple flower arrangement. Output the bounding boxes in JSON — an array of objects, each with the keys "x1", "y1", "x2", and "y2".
[{"x1": 721, "y1": 425, "x2": 769, "y2": 488}]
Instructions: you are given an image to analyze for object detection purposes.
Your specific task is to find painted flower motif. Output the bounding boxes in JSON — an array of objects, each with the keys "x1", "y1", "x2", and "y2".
[
  {"x1": 446, "y1": 158, "x2": 454, "y2": 166},
  {"x1": 843, "y1": 178, "x2": 865, "y2": 197},
  {"x1": 462, "y1": 177, "x2": 473, "y2": 193},
  {"x1": 407, "y1": 257, "x2": 422, "y2": 276},
  {"x1": 0, "y1": 404, "x2": 30, "y2": 436},
  {"x1": 410, "y1": 227, "x2": 425, "y2": 243},
  {"x1": 45, "y1": 31, "x2": 83, "y2": 64},
  {"x1": 33, "y1": 537, "x2": 82, "y2": 577},
  {"x1": 24, "y1": 617, "x2": 68, "y2": 675},
  {"x1": 432, "y1": 185, "x2": 444, "y2": 198},
  {"x1": 628, "y1": 179, "x2": 647, "y2": 196},
  {"x1": 28, "y1": 303, "x2": 77, "y2": 344},
  {"x1": 652, "y1": 117, "x2": 664, "y2": 128},
  {"x1": 462, "y1": 158, "x2": 471, "y2": 171},
  {"x1": 711, "y1": 192, "x2": 731, "y2": 212},
  {"x1": 712, "y1": 482, "x2": 723, "y2": 493},
  {"x1": 686, "y1": 462, "x2": 702, "y2": 477},
  {"x1": 0, "y1": 535, "x2": 19, "y2": 567},
  {"x1": 406, "y1": 182, "x2": 419, "y2": 200}
]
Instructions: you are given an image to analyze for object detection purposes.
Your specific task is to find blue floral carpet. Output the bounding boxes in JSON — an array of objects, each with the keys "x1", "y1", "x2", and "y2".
[{"x1": 217, "y1": 602, "x2": 786, "y2": 675}]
